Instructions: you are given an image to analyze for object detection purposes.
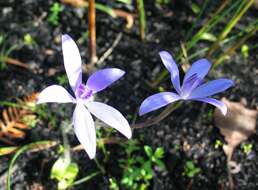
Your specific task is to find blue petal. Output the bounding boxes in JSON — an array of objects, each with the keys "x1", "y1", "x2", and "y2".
[
  {"x1": 183, "y1": 59, "x2": 211, "y2": 86},
  {"x1": 188, "y1": 79, "x2": 234, "y2": 99},
  {"x1": 159, "y1": 51, "x2": 181, "y2": 93},
  {"x1": 192, "y1": 98, "x2": 227, "y2": 115},
  {"x1": 86, "y1": 68, "x2": 125, "y2": 93},
  {"x1": 139, "y1": 92, "x2": 180, "y2": 116}
]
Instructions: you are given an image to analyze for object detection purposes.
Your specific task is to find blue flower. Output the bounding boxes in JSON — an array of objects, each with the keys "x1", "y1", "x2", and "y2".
[
  {"x1": 139, "y1": 51, "x2": 234, "y2": 116},
  {"x1": 37, "y1": 34, "x2": 132, "y2": 159}
]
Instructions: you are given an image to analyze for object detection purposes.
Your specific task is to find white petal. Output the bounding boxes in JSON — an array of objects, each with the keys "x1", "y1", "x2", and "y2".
[
  {"x1": 37, "y1": 85, "x2": 74, "y2": 104},
  {"x1": 73, "y1": 104, "x2": 96, "y2": 159},
  {"x1": 62, "y1": 34, "x2": 82, "y2": 92},
  {"x1": 86, "y1": 101, "x2": 132, "y2": 139}
]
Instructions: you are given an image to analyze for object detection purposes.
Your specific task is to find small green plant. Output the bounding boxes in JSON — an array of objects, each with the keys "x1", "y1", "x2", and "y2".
[
  {"x1": 21, "y1": 114, "x2": 38, "y2": 128},
  {"x1": 241, "y1": 143, "x2": 252, "y2": 155},
  {"x1": 23, "y1": 33, "x2": 36, "y2": 47},
  {"x1": 214, "y1": 139, "x2": 223, "y2": 149},
  {"x1": 109, "y1": 177, "x2": 119, "y2": 190},
  {"x1": 50, "y1": 157, "x2": 79, "y2": 190},
  {"x1": 183, "y1": 161, "x2": 201, "y2": 178},
  {"x1": 57, "y1": 74, "x2": 69, "y2": 86},
  {"x1": 158, "y1": 86, "x2": 165, "y2": 92},
  {"x1": 47, "y1": 2, "x2": 62, "y2": 26},
  {"x1": 191, "y1": 3, "x2": 201, "y2": 14},
  {"x1": 241, "y1": 44, "x2": 249, "y2": 58},
  {"x1": 120, "y1": 141, "x2": 165, "y2": 190}
]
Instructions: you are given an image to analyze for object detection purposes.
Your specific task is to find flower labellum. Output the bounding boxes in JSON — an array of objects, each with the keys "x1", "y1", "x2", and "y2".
[
  {"x1": 37, "y1": 34, "x2": 132, "y2": 159},
  {"x1": 139, "y1": 51, "x2": 234, "y2": 116}
]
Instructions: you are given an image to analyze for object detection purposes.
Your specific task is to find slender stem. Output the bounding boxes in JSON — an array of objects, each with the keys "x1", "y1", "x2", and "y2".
[
  {"x1": 72, "y1": 171, "x2": 101, "y2": 186},
  {"x1": 61, "y1": 122, "x2": 72, "y2": 163},
  {"x1": 136, "y1": 0, "x2": 146, "y2": 40},
  {"x1": 94, "y1": 157, "x2": 106, "y2": 174},
  {"x1": 88, "y1": 0, "x2": 97, "y2": 64},
  {"x1": 131, "y1": 102, "x2": 181, "y2": 129}
]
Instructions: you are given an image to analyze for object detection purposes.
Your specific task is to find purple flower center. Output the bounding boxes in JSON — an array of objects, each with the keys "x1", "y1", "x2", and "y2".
[
  {"x1": 76, "y1": 84, "x2": 93, "y2": 100},
  {"x1": 180, "y1": 73, "x2": 202, "y2": 99}
]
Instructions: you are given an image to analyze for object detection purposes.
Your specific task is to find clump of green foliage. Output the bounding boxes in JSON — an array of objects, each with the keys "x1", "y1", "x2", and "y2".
[
  {"x1": 183, "y1": 161, "x2": 201, "y2": 178},
  {"x1": 119, "y1": 141, "x2": 165, "y2": 190},
  {"x1": 241, "y1": 143, "x2": 253, "y2": 155},
  {"x1": 214, "y1": 139, "x2": 223, "y2": 149},
  {"x1": 23, "y1": 33, "x2": 37, "y2": 47},
  {"x1": 47, "y1": 2, "x2": 62, "y2": 26}
]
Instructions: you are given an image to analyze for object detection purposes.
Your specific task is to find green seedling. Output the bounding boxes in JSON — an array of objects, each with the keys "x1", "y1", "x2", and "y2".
[
  {"x1": 241, "y1": 44, "x2": 249, "y2": 58},
  {"x1": 50, "y1": 157, "x2": 79, "y2": 190},
  {"x1": 158, "y1": 86, "x2": 165, "y2": 92},
  {"x1": 23, "y1": 33, "x2": 36, "y2": 47},
  {"x1": 214, "y1": 139, "x2": 223, "y2": 149},
  {"x1": 21, "y1": 114, "x2": 38, "y2": 128},
  {"x1": 191, "y1": 3, "x2": 201, "y2": 14},
  {"x1": 241, "y1": 143, "x2": 252, "y2": 155},
  {"x1": 109, "y1": 178, "x2": 119, "y2": 190},
  {"x1": 47, "y1": 2, "x2": 62, "y2": 26},
  {"x1": 57, "y1": 74, "x2": 69, "y2": 86},
  {"x1": 183, "y1": 161, "x2": 201, "y2": 178}
]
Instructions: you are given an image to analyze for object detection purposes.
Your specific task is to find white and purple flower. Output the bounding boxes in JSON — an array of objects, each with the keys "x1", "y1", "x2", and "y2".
[
  {"x1": 139, "y1": 51, "x2": 234, "y2": 116},
  {"x1": 37, "y1": 34, "x2": 132, "y2": 159}
]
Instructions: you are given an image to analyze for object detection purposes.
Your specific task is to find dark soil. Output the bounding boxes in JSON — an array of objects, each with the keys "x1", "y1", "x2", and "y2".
[{"x1": 0, "y1": 0, "x2": 257, "y2": 190}]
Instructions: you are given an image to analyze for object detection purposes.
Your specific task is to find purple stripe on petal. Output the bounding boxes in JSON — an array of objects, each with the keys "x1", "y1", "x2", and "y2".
[
  {"x1": 73, "y1": 104, "x2": 96, "y2": 159},
  {"x1": 62, "y1": 34, "x2": 82, "y2": 92},
  {"x1": 183, "y1": 59, "x2": 211, "y2": 85},
  {"x1": 192, "y1": 97, "x2": 227, "y2": 115},
  {"x1": 159, "y1": 51, "x2": 181, "y2": 93},
  {"x1": 86, "y1": 68, "x2": 125, "y2": 93},
  {"x1": 188, "y1": 79, "x2": 234, "y2": 99},
  {"x1": 180, "y1": 74, "x2": 202, "y2": 98},
  {"x1": 139, "y1": 92, "x2": 180, "y2": 116}
]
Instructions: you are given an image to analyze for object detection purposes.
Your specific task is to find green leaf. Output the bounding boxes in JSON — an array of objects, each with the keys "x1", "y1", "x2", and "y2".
[
  {"x1": 241, "y1": 44, "x2": 249, "y2": 58},
  {"x1": 187, "y1": 168, "x2": 200, "y2": 177},
  {"x1": 154, "y1": 147, "x2": 164, "y2": 158},
  {"x1": 0, "y1": 146, "x2": 18, "y2": 156},
  {"x1": 51, "y1": 157, "x2": 70, "y2": 180},
  {"x1": 191, "y1": 3, "x2": 201, "y2": 14},
  {"x1": 51, "y1": 157, "x2": 79, "y2": 190},
  {"x1": 144, "y1": 146, "x2": 153, "y2": 157},
  {"x1": 116, "y1": 0, "x2": 132, "y2": 4},
  {"x1": 200, "y1": 32, "x2": 217, "y2": 42},
  {"x1": 186, "y1": 161, "x2": 195, "y2": 170}
]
